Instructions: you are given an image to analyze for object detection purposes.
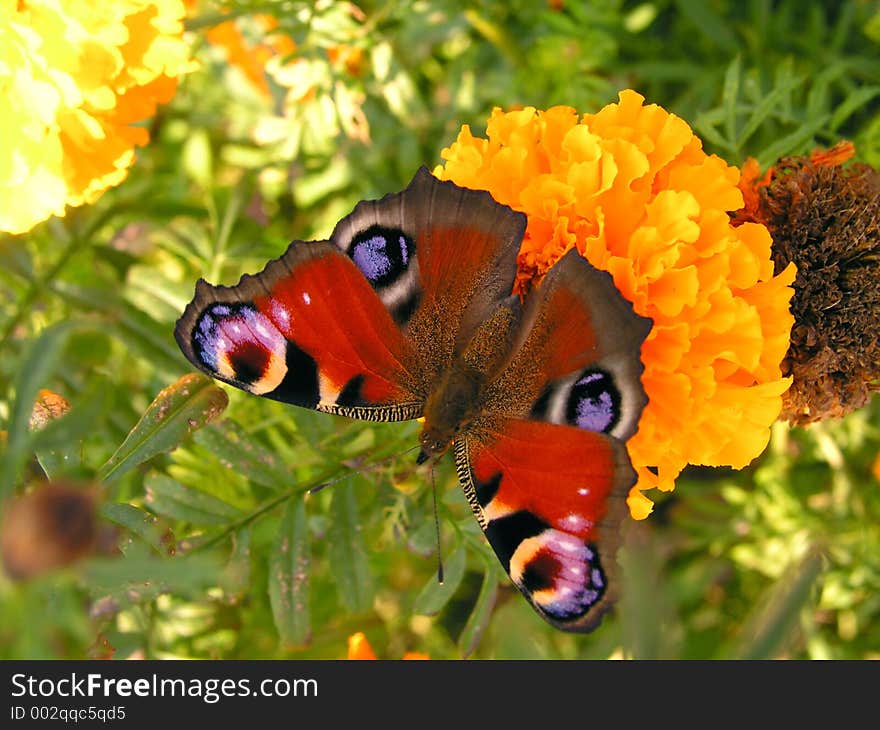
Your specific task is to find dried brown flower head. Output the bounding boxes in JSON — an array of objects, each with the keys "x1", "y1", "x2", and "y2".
[
  {"x1": 1, "y1": 482, "x2": 115, "y2": 579},
  {"x1": 735, "y1": 142, "x2": 880, "y2": 425}
]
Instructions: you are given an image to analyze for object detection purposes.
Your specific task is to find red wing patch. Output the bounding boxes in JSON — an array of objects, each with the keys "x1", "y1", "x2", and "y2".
[{"x1": 254, "y1": 249, "x2": 419, "y2": 406}]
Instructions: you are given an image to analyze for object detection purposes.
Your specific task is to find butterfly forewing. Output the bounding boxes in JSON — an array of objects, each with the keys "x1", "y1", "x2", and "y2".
[
  {"x1": 331, "y1": 167, "x2": 527, "y2": 364},
  {"x1": 176, "y1": 167, "x2": 528, "y2": 421},
  {"x1": 175, "y1": 242, "x2": 423, "y2": 420}
]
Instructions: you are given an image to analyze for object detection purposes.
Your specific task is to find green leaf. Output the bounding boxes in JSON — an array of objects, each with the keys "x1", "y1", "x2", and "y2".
[
  {"x1": 226, "y1": 526, "x2": 252, "y2": 596},
  {"x1": 735, "y1": 75, "x2": 805, "y2": 150},
  {"x1": 182, "y1": 127, "x2": 214, "y2": 190},
  {"x1": 722, "y1": 56, "x2": 742, "y2": 146},
  {"x1": 84, "y1": 543, "x2": 225, "y2": 603},
  {"x1": 830, "y1": 86, "x2": 880, "y2": 132},
  {"x1": 144, "y1": 473, "x2": 243, "y2": 525},
  {"x1": 51, "y1": 283, "x2": 185, "y2": 375},
  {"x1": 757, "y1": 114, "x2": 830, "y2": 168},
  {"x1": 268, "y1": 499, "x2": 311, "y2": 646},
  {"x1": 725, "y1": 547, "x2": 824, "y2": 660},
  {"x1": 194, "y1": 420, "x2": 288, "y2": 491},
  {"x1": 675, "y1": 0, "x2": 738, "y2": 52},
  {"x1": 413, "y1": 545, "x2": 466, "y2": 616},
  {"x1": 98, "y1": 373, "x2": 228, "y2": 483},
  {"x1": 0, "y1": 320, "x2": 76, "y2": 498},
  {"x1": 458, "y1": 561, "x2": 500, "y2": 658},
  {"x1": 806, "y1": 62, "x2": 846, "y2": 120},
  {"x1": 327, "y1": 480, "x2": 374, "y2": 613},
  {"x1": 32, "y1": 383, "x2": 111, "y2": 480},
  {"x1": 692, "y1": 109, "x2": 735, "y2": 154},
  {"x1": 618, "y1": 525, "x2": 680, "y2": 659},
  {"x1": 407, "y1": 521, "x2": 437, "y2": 558},
  {"x1": 100, "y1": 502, "x2": 172, "y2": 554}
]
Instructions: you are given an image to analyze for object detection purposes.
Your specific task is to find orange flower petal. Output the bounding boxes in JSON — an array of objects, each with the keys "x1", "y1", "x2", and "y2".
[{"x1": 346, "y1": 632, "x2": 377, "y2": 660}]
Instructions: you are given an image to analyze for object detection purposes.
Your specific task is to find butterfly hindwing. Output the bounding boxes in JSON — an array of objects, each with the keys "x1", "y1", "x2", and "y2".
[
  {"x1": 489, "y1": 249, "x2": 651, "y2": 440},
  {"x1": 454, "y1": 419, "x2": 631, "y2": 631}
]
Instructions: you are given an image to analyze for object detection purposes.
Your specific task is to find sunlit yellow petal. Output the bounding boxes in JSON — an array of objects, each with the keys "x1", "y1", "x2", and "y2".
[{"x1": 0, "y1": 0, "x2": 195, "y2": 234}]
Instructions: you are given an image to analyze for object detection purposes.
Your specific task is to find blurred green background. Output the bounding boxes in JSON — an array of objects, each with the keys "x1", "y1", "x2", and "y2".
[{"x1": 1, "y1": 0, "x2": 879, "y2": 659}]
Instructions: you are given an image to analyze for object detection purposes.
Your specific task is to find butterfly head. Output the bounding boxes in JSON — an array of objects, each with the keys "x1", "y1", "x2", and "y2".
[{"x1": 416, "y1": 426, "x2": 453, "y2": 465}]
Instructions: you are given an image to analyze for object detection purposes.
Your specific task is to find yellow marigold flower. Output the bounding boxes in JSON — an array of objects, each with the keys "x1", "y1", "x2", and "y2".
[
  {"x1": 0, "y1": 0, "x2": 195, "y2": 235},
  {"x1": 346, "y1": 632, "x2": 428, "y2": 660},
  {"x1": 435, "y1": 90, "x2": 797, "y2": 518}
]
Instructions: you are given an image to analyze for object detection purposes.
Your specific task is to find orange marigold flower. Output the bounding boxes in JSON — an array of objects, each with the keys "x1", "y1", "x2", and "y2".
[
  {"x1": 347, "y1": 631, "x2": 377, "y2": 659},
  {"x1": 197, "y1": 10, "x2": 296, "y2": 98},
  {"x1": 435, "y1": 90, "x2": 797, "y2": 518},
  {"x1": 346, "y1": 632, "x2": 428, "y2": 660},
  {"x1": 0, "y1": 0, "x2": 196, "y2": 235}
]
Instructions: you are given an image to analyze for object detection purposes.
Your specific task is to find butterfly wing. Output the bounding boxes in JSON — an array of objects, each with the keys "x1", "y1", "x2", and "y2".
[
  {"x1": 455, "y1": 250, "x2": 652, "y2": 631},
  {"x1": 454, "y1": 420, "x2": 631, "y2": 631},
  {"x1": 175, "y1": 168, "x2": 527, "y2": 421},
  {"x1": 489, "y1": 248, "x2": 651, "y2": 441},
  {"x1": 175, "y1": 242, "x2": 424, "y2": 419},
  {"x1": 329, "y1": 167, "x2": 527, "y2": 381}
]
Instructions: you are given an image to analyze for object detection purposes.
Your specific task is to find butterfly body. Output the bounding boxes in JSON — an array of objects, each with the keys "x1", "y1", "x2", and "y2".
[
  {"x1": 418, "y1": 296, "x2": 521, "y2": 461},
  {"x1": 176, "y1": 167, "x2": 651, "y2": 632}
]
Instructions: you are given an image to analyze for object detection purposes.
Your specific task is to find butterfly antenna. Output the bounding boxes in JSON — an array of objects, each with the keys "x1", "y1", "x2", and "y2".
[
  {"x1": 430, "y1": 464, "x2": 444, "y2": 584},
  {"x1": 307, "y1": 445, "x2": 420, "y2": 494}
]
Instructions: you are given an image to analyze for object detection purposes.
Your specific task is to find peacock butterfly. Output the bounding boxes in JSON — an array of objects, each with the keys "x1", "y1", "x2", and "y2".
[{"x1": 175, "y1": 167, "x2": 651, "y2": 632}]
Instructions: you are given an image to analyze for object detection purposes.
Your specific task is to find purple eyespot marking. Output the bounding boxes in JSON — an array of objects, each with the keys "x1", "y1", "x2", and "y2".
[
  {"x1": 575, "y1": 388, "x2": 614, "y2": 431},
  {"x1": 567, "y1": 368, "x2": 620, "y2": 434},
  {"x1": 519, "y1": 530, "x2": 606, "y2": 619},
  {"x1": 398, "y1": 234, "x2": 408, "y2": 265},
  {"x1": 348, "y1": 225, "x2": 414, "y2": 286},
  {"x1": 193, "y1": 303, "x2": 285, "y2": 375},
  {"x1": 352, "y1": 234, "x2": 392, "y2": 281}
]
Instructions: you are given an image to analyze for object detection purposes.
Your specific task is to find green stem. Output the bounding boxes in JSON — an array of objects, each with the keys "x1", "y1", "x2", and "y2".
[
  {"x1": 190, "y1": 445, "x2": 420, "y2": 554},
  {"x1": 207, "y1": 186, "x2": 243, "y2": 284},
  {"x1": 188, "y1": 470, "x2": 336, "y2": 554}
]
